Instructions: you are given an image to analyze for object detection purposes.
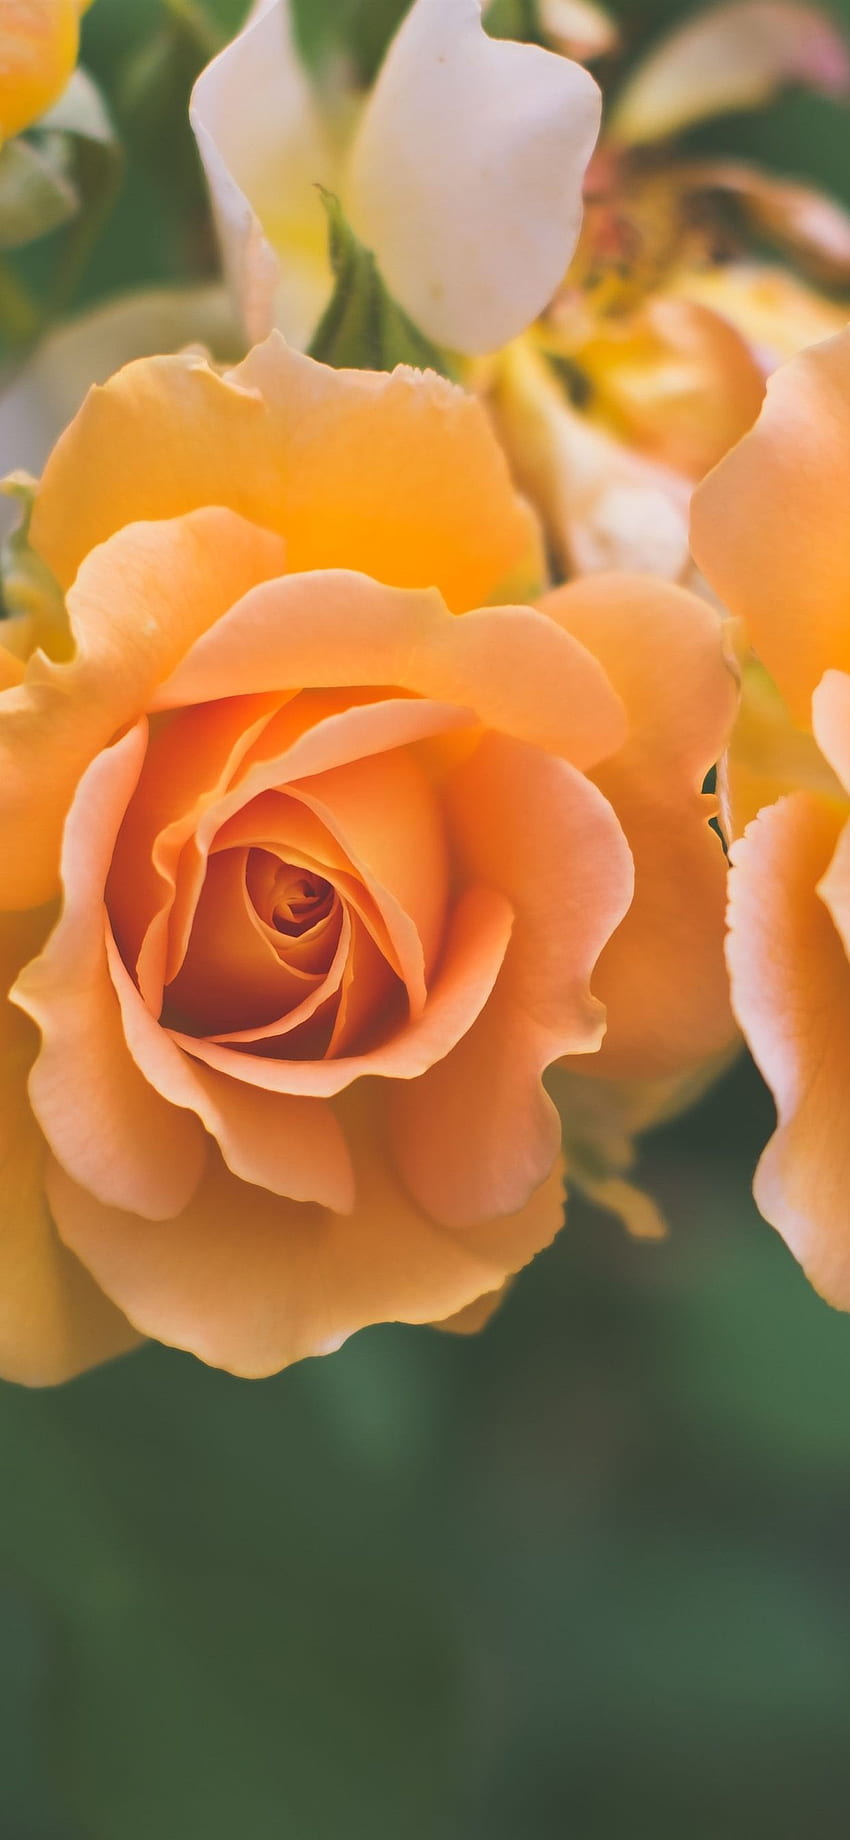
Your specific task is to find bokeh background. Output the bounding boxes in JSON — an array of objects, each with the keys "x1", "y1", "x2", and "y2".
[{"x1": 4, "y1": 2, "x2": 850, "y2": 1834}]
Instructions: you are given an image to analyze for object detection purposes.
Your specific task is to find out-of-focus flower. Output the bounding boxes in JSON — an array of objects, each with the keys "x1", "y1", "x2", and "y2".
[
  {"x1": 691, "y1": 328, "x2": 850, "y2": 1306},
  {"x1": 0, "y1": 333, "x2": 734, "y2": 1382},
  {"x1": 189, "y1": 0, "x2": 601, "y2": 355},
  {"x1": 486, "y1": 0, "x2": 850, "y2": 582},
  {"x1": 0, "y1": 0, "x2": 89, "y2": 142}
]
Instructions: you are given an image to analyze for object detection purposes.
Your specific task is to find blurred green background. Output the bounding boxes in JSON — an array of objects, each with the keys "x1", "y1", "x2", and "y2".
[{"x1": 4, "y1": 0, "x2": 850, "y2": 1834}]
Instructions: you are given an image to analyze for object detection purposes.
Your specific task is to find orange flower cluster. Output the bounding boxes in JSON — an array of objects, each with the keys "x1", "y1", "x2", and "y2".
[{"x1": 0, "y1": 337, "x2": 734, "y2": 1381}]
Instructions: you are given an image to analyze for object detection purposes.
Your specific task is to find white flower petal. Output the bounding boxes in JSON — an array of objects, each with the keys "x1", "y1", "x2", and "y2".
[
  {"x1": 344, "y1": 0, "x2": 601, "y2": 355},
  {"x1": 190, "y1": 0, "x2": 336, "y2": 347}
]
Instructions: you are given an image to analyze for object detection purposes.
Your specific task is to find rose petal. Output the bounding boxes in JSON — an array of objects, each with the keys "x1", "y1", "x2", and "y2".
[
  {"x1": 0, "y1": 507, "x2": 286, "y2": 910},
  {"x1": 611, "y1": 0, "x2": 850, "y2": 146},
  {"x1": 48, "y1": 1087, "x2": 565, "y2": 1375},
  {"x1": 31, "y1": 338, "x2": 543, "y2": 609},
  {"x1": 169, "y1": 882, "x2": 514, "y2": 1096},
  {"x1": 389, "y1": 732, "x2": 634, "y2": 1226},
  {"x1": 190, "y1": 0, "x2": 335, "y2": 346},
  {"x1": 157, "y1": 568, "x2": 626, "y2": 772},
  {"x1": 345, "y1": 0, "x2": 601, "y2": 353},
  {"x1": 0, "y1": 908, "x2": 140, "y2": 1385},
  {"x1": 13, "y1": 724, "x2": 209, "y2": 1221},
  {"x1": 545, "y1": 572, "x2": 738, "y2": 1079},
  {"x1": 691, "y1": 330, "x2": 850, "y2": 726},
  {"x1": 727, "y1": 791, "x2": 850, "y2": 1306}
]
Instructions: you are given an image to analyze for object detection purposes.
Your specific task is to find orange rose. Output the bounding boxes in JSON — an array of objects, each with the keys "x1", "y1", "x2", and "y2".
[
  {"x1": 0, "y1": 336, "x2": 734, "y2": 1381},
  {"x1": 692, "y1": 328, "x2": 850, "y2": 1304}
]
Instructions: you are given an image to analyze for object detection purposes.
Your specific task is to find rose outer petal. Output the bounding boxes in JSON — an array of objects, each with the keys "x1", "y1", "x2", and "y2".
[
  {"x1": 691, "y1": 329, "x2": 850, "y2": 726},
  {"x1": 0, "y1": 908, "x2": 141, "y2": 1385},
  {"x1": 727, "y1": 790, "x2": 850, "y2": 1307},
  {"x1": 30, "y1": 338, "x2": 543, "y2": 610},
  {"x1": 47, "y1": 1087, "x2": 566, "y2": 1376},
  {"x1": 389, "y1": 732, "x2": 634, "y2": 1226},
  {"x1": 545, "y1": 572, "x2": 738, "y2": 1080}
]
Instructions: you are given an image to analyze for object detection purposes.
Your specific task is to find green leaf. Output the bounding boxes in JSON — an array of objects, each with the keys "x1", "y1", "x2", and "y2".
[
  {"x1": 308, "y1": 190, "x2": 450, "y2": 376},
  {"x1": 0, "y1": 138, "x2": 79, "y2": 252}
]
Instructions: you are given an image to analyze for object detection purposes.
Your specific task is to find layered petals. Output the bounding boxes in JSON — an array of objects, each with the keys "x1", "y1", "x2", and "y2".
[
  {"x1": 30, "y1": 335, "x2": 543, "y2": 606},
  {"x1": 47, "y1": 1091, "x2": 566, "y2": 1377},
  {"x1": 0, "y1": 908, "x2": 139, "y2": 1385},
  {"x1": 545, "y1": 574, "x2": 737, "y2": 1080},
  {"x1": 691, "y1": 333, "x2": 850, "y2": 725}
]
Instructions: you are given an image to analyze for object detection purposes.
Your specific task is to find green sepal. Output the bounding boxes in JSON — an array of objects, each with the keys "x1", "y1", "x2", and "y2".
[{"x1": 308, "y1": 190, "x2": 452, "y2": 377}]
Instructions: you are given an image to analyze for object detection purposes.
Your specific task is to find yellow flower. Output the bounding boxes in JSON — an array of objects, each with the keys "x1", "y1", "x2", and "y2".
[{"x1": 0, "y1": 0, "x2": 88, "y2": 142}]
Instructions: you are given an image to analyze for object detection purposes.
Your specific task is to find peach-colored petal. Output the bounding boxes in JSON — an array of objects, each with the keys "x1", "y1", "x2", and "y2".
[
  {"x1": 0, "y1": 507, "x2": 286, "y2": 911},
  {"x1": 104, "y1": 932, "x2": 356, "y2": 1210},
  {"x1": 157, "y1": 569, "x2": 626, "y2": 772},
  {"x1": 0, "y1": 907, "x2": 141, "y2": 1385},
  {"x1": 578, "y1": 294, "x2": 765, "y2": 479},
  {"x1": 109, "y1": 693, "x2": 288, "y2": 1010},
  {"x1": 159, "y1": 846, "x2": 339, "y2": 1036},
  {"x1": 48, "y1": 1087, "x2": 566, "y2": 1375},
  {"x1": 31, "y1": 338, "x2": 544, "y2": 609},
  {"x1": 545, "y1": 572, "x2": 737, "y2": 1079},
  {"x1": 389, "y1": 732, "x2": 634, "y2": 1226},
  {"x1": 170, "y1": 883, "x2": 512, "y2": 1097},
  {"x1": 13, "y1": 724, "x2": 209, "y2": 1220},
  {"x1": 691, "y1": 330, "x2": 850, "y2": 726},
  {"x1": 727, "y1": 791, "x2": 850, "y2": 1305},
  {"x1": 812, "y1": 668, "x2": 850, "y2": 795},
  {"x1": 611, "y1": 0, "x2": 849, "y2": 146},
  {"x1": 285, "y1": 747, "x2": 449, "y2": 1015}
]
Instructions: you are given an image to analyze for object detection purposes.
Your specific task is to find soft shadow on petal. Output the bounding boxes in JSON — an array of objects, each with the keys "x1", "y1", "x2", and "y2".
[{"x1": 48, "y1": 1085, "x2": 566, "y2": 1376}]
